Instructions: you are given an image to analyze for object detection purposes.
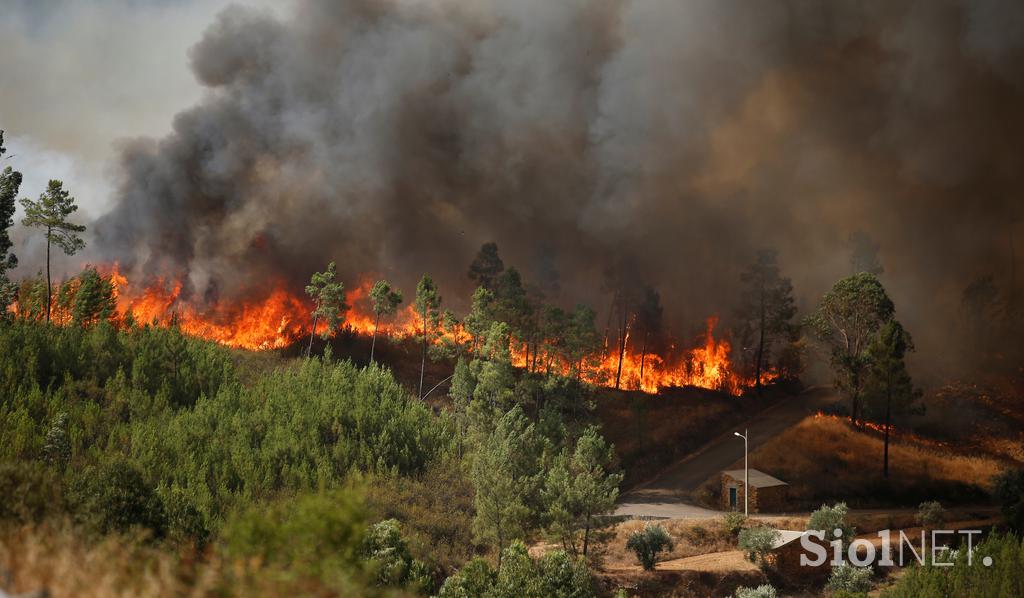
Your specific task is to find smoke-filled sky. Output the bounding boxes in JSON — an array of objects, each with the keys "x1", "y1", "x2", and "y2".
[{"x1": 3, "y1": 0, "x2": 1023, "y2": 374}]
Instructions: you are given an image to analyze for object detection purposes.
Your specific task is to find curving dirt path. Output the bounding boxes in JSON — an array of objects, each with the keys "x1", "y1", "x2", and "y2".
[{"x1": 614, "y1": 386, "x2": 840, "y2": 519}]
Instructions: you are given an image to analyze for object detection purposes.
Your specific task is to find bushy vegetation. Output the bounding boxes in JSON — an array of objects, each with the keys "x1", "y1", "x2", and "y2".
[
  {"x1": 881, "y1": 532, "x2": 1024, "y2": 597},
  {"x1": 994, "y1": 467, "x2": 1024, "y2": 533},
  {"x1": 68, "y1": 460, "x2": 167, "y2": 538},
  {"x1": 737, "y1": 526, "x2": 779, "y2": 566},
  {"x1": 0, "y1": 318, "x2": 452, "y2": 531},
  {"x1": 437, "y1": 541, "x2": 594, "y2": 598},
  {"x1": 723, "y1": 512, "x2": 747, "y2": 537},
  {"x1": 807, "y1": 502, "x2": 855, "y2": 545},
  {"x1": 916, "y1": 500, "x2": 945, "y2": 529},
  {"x1": 626, "y1": 524, "x2": 674, "y2": 570},
  {"x1": 827, "y1": 563, "x2": 873, "y2": 594},
  {"x1": 220, "y1": 490, "x2": 368, "y2": 591},
  {"x1": 130, "y1": 356, "x2": 452, "y2": 523},
  {"x1": 733, "y1": 585, "x2": 777, "y2": 598},
  {"x1": 0, "y1": 270, "x2": 623, "y2": 595}
]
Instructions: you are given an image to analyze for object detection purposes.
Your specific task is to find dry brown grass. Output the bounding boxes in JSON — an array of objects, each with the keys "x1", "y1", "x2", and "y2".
[
  {"x1": 0, "y1": 523, "x2": 202, "y2": 597},
  {"x1": 601, "y1": 517, "x2": 736, "y2": 569},
  {"x1": 737, "y1": 415, "x2": 1009, "y2": 507},
  {"x1": 0, "y1": 522, "x2": 380, "y2": 597}
]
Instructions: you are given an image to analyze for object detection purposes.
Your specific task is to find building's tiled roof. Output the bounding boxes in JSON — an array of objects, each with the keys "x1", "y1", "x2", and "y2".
[
  {"x1": 771, "y1": 530, "x2": 811, "y2": 549},
  {"x1": 722, "y1": 468, "x2": 788, "y2": 488}
]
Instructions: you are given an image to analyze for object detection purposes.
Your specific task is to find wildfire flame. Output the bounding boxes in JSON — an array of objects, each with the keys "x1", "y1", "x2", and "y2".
[
  {"x1": 512, "y1": 315, "x2": 768, "y2": 395},
  {"x1": 811, "y1": 411, "x2": 944, "y2": 448},
  {"x1": 14, "y1": 265, "x2": 771, "y2": 396}
]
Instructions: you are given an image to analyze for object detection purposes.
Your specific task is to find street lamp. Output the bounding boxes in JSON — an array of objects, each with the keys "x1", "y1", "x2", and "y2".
[{"x1": 734, "y1": 429, "x2": 748, "y2": 517}]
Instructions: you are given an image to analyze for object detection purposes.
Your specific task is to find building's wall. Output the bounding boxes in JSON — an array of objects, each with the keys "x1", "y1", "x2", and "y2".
[
  {"x1": 772, "y1": 540, "x2": 830, "y2": 580},
  {"x1": 720, "y1": 473, "x2": 747, "y2": 511},
  {"x1": 756, "y1": 485, "x2": 788, "y2": 512},
  {"x1": 720, "y1": 473, "x2": 788, "y2": 513}
]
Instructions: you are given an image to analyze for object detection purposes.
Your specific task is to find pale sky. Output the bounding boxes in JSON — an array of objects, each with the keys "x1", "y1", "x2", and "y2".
[{"x1": 0, "y1": 0, "x2": 281, "y2": 219}]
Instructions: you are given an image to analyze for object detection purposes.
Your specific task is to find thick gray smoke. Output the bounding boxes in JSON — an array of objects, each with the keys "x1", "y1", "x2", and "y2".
[{"x1": 94, "y1": 0, "x2": 1024, "y2": 376}]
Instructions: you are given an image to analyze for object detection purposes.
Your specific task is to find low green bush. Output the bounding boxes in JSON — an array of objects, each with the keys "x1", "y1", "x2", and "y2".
[
  {"x1": 807, "y1": 502, "x2": 855, "y2": 545},
  {"x1": 626, "y1": 524, "x2": 674, "y2": 571},
  {"x1": 734, "y1": 584, "x2": 777, "y2": 598},
  {"x1": 0, "y1": 460, "x2": 62, "y2": 524},
  {"x1": 827, "y1": 563, "x2": 872, "y2": 593},
  {"x1": 737, "y1": 526, "x2": 779, "y2": 566},
  {"x1": 69, "y1": 460, "x2": 166, "y2": 538},
  {"x1": 220, "y1": 490, "x2": 366, "y2": 589},
  {"x1": 437, "y1": 541, "x2": 594, "y2": 598},
  {"x1": 916, "y1": 500, "x2": 945, "y2": 529},
  {"x1": 723, "y1": 511, "x2": 747, "y2": 536},
  {"x1": 994, "y1": 468, "x2": 1024, "y2": 533},
  {"x1": 881, "y1": 532, "x2": 1024, "y2": 597},
  {"x1": 362, "y1": 518, "x2": 432, "y2": 591}
]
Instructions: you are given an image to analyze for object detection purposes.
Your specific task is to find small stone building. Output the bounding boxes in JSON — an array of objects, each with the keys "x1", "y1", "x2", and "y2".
[
  {"x1": 720, "y1": 468, "x2": 788, "y2": 513},
  {"x1": 768, "y1": 530, "x2": 831, "y2": 579}
]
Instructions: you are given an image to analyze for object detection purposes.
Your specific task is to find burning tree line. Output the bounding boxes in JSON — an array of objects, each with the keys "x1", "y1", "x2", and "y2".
[
  {"x1": 2, "y1": 129, "x2": 806, "y2": 397},
  {"x1": 2, "y1": 242, "x2": 802, "y2": 399}
]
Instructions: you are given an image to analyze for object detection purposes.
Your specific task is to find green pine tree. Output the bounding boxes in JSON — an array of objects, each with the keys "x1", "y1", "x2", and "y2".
[{"x1": 20, "y1": 180, "x2": 86, "y2": 322}]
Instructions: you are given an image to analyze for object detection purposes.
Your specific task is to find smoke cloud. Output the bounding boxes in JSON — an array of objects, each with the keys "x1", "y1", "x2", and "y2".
[{"x1": 91, "y1": 0, "x2": 1024, "y2": 377}]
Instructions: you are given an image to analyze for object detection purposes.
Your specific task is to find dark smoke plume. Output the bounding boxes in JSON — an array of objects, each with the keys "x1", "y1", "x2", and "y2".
[{"x1": 94, "y1": 0, "x2": 1024, "y2": 377}]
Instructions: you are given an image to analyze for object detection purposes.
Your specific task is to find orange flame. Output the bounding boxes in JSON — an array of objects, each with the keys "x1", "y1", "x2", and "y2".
[
  {"x1": 811, "y1": 411, "x2": 944, "y2": 448},
  {"x1": 512, "y1": 315, "x2": 769, "y2": 396},
  {"x1": 14, "y1": 265, "x2": 769, "y2": 395}
]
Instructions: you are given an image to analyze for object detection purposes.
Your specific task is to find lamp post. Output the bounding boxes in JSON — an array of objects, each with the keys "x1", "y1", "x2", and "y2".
[{"x1": 734, "y1": 429, "x2": 748, "y2": 517}]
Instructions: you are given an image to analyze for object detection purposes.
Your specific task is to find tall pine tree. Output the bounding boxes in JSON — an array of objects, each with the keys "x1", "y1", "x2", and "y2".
[
  {"x1": 0, "y1": 131, "x2": 21, "y2": 313},
  {"x1": 20, "y1": 180, "x2": 86, "y2": 322}
]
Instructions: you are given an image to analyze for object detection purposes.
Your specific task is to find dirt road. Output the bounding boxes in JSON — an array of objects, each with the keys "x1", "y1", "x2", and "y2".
[{"x1": 614, "y1": 386, "x2": 839, "y2": 519}]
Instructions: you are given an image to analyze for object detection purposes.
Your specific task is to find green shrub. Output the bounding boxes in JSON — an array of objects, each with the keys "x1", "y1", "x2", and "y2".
[
  {"x1": 916, "y1": 500, "x2": 945, "y2": 529},
  {"x1": 70, "y1": 460, "x2": 166, "y2": 537},
  {"x1": 162, "y1": 487, "x2": 209, "y2": 546},
  {"x1": 41, "y1": 411, "x2": 71, "y2": 471},
  {"x1": 135, "y1": 357, "x2": 453, "y2": 522},
  {"x1": 220, "y1": 490, "x2": 367, "y2": 588},
  {"x1": 626, "y1": 524, "x2": 674, "y2": 571},
  {"x1": 437, "y1": 558, "x2": 496, "y2": 598},
  {"x1": 437, "y1": 541, "x2": 594, "y2": 598},
  {"x1": 360, "y1": 462, "x2": 476, "y2": 573},
  {"x1": 808, "y1": 502, "x2": 855, "y2": 545},
  {"x1": 737, "y1": 526, "x2": 780, "y2": 566},
  {"x1": 881, "y1": 532, "x2": 1024, "y2": 597},
  {"x1": 362, "y1": 518, "x2": 432, "y2": 591},
  {"x1": 828, "y1": 563, "x2": 873, "y2": 593},
  {"x1": 0, "y1": 460, "x2": 62, "y2": 524},
  {"x1": 994, "y1": 468, "x2": 1024, "y2": 533},
  {"x1": 723, "y1": 512, "x2": 747, "y2": 536},
  {"x1": 734, "y1": 584, "x2": 777, "y2": 598}
]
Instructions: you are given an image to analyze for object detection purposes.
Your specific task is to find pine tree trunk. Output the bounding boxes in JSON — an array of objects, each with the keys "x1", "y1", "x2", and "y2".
[
  {"x1": 883, "y1": 389, "x2": 892, "y2": 478},
  {"x1": 851, "y1": 390, "x2": 859, "y2": 426},
  {"x1": 850, "y1": 370, "x2": 860, "y2": 426},
  {"x1": 419, "y1": 307, "x2": 427, "y2": 399},
  {"x1": 582, "y1": 513, "x2": 592, "y2": 557},
  {"x1": 370, "y1": 312, "x2": 380, "y2": 363},
  {"x1": 307, "y1": 311, "x2": 319, "y2": 358},
  {"x1": 615, "y1": 303, "x2": 628, "y2": 389},
  {"x1": 639, "y1": 330, "x2": 649, "y2": 389},
  {"x1": 755, "y1": 286, "x2": 765, "y2": 395},
  {"x1": 603, "y1": 294, "x2": 616, "y2": 348},
  {"x1": 45, "y1": 230, "x2": 52, "y2": 323},
  {"x1": 497, "y1": 528, "x2": 505, "y2": 572}
]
